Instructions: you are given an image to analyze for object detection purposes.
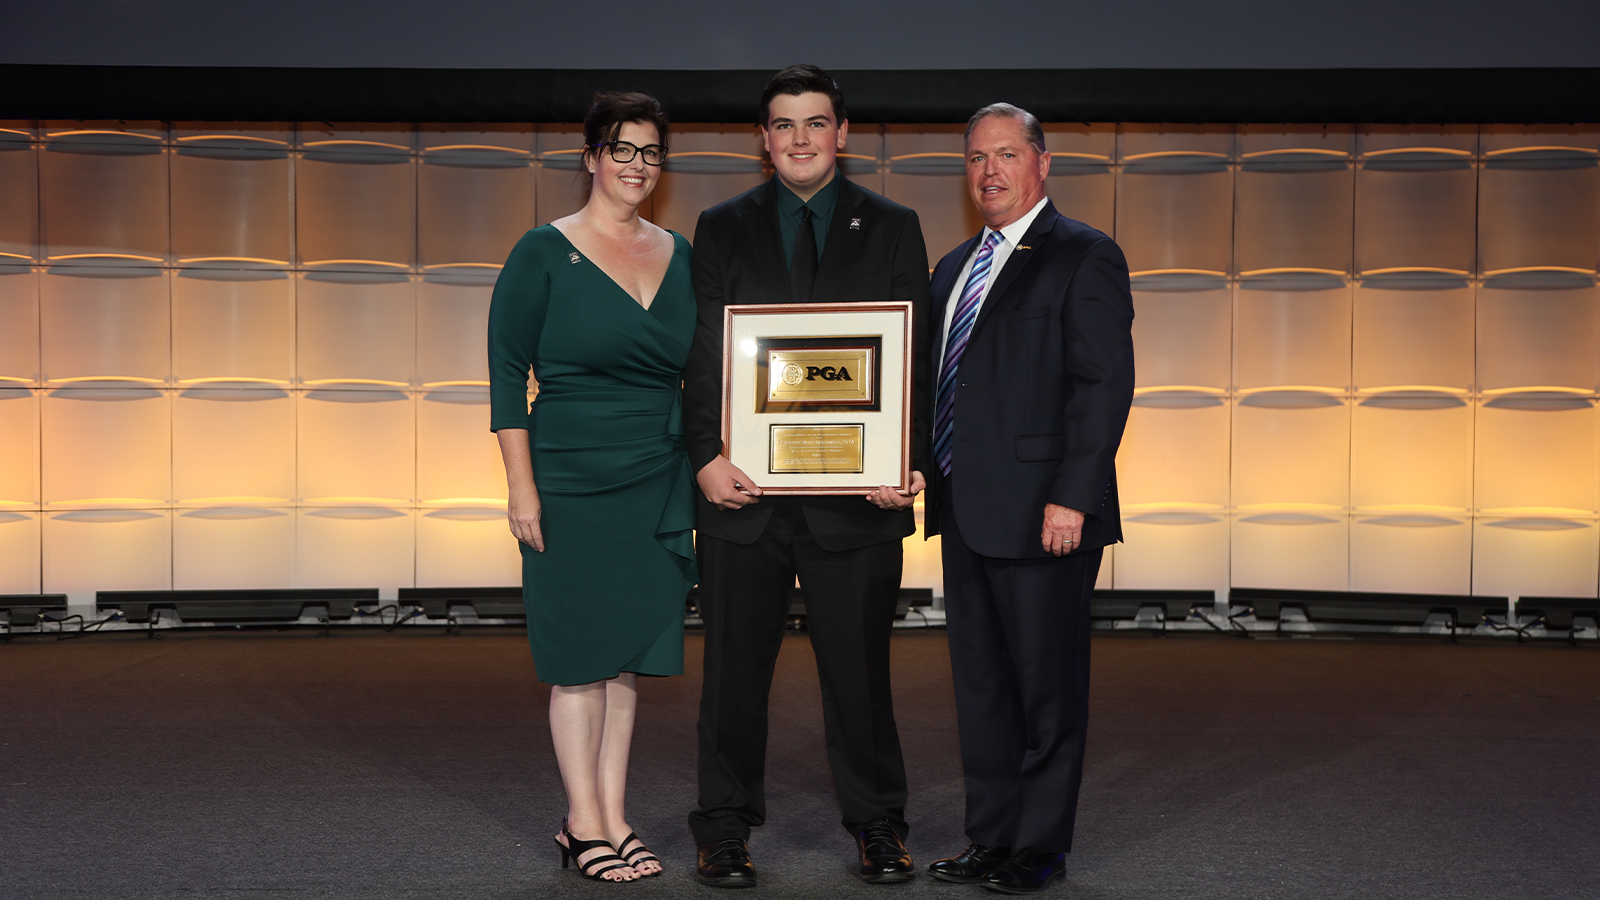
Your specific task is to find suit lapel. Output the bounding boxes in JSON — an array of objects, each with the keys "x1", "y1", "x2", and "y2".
[
  {"x1": 810, "y1": 176, "x2": 865, "y2": 304},
  {"x1": 969, "y1": 201, "x2": 1059, "y2": 338},
  {"x1": 735, "y1": 179, "x2": 790, "y2": 303}
]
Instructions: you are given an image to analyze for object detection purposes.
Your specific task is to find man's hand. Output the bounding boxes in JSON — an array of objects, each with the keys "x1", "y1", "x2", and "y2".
[
  {"x1": 1041, "y1": 503, "x2": 1086, "y2": 556},
  {"x1": 865, "y1": 470, "x2": 926, "y2": 511},
  {"x1": 697, "y1": 455, "x2": 763, "y2": 510}
]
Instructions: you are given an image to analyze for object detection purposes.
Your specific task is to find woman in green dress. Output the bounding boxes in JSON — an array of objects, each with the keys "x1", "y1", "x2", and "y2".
[{"x1": 488, "y1": 92, "x2": 696, "y2": 883}]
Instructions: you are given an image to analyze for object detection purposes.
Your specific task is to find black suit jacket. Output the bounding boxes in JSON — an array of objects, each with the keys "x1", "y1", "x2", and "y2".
[
  {"x1": 683, "y1": 175, "x2": 933, "y2": 551},
  {"x1": 924, "y1": 201, "x2": 1134, "y2": 559}
]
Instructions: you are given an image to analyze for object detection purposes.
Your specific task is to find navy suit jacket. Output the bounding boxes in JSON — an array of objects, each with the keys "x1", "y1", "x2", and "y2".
[{"x1": 924, "y1": 201, "x2": 1135, "y2": 559}]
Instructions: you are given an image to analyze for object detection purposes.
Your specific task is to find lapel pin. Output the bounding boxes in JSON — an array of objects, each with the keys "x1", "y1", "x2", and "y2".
[
  {"x1": 569, "y1": 252, "x2": 581, "y2": 264},
  {"x1": 849, "y1": 218, "x2": 861, "y2": 230},
  {"x1": 1017, "y1": 245, "x2": 1032, "y2": 250}
]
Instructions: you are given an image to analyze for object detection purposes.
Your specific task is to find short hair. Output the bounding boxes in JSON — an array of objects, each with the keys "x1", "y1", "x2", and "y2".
[
  {"x1": 759, "y1": 64, "x2": 847, "y2": 128},
  {"x1": 964, "y1": 103, "x2": 1047, "y2": 155},
  {"x1": 580, "y1": 91, "x2": 670, "y2": 191}
]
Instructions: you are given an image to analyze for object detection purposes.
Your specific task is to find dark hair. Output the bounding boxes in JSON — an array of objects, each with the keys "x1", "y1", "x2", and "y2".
[
  {"x1": 759, "y1": 64, "x2": 847, "y2": 128},
  {"x1": 964, "y1": 102, "x2": 1047, "y2": 155},
  {"x1": 580, "y1": 91, "x2": 670, "y2": 190}
]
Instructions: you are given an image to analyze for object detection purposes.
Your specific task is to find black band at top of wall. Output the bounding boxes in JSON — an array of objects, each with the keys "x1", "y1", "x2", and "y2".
[{"x1": 4, "y1": 65, "x2": 1598, "y2": 124}]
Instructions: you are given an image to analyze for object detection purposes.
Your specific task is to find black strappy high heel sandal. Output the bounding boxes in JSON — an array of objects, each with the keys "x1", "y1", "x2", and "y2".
[
  {"x1": 616, "y1": 832, "x2": 661, "y2": 877},
  {"x1": 555, "y1": 822, "x2": 634, "y2": 882}
]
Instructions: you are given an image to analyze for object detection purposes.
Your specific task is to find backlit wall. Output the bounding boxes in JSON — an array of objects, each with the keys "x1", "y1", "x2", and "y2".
[{"x1": 1, "y1": 121, "x2": 1597, "y2": 601}]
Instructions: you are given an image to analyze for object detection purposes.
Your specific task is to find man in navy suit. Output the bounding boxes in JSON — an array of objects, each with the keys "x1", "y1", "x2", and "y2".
[{"x1": 922, "y1": 104, "x2": 1135, "y2": 894}]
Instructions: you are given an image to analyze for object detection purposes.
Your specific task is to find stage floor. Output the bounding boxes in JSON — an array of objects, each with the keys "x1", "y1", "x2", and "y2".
[{"x1": 2, "y1": 628, "x2": 1595, "y2": 899}]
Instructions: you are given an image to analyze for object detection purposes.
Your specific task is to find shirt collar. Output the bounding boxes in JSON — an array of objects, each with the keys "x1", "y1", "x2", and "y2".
[
  {"x1": 983, "y1": 195, "x2": 1050, "y2": 249},
  {"x1": 774, "y1": 169, "x2": 841, "y2": 221}
]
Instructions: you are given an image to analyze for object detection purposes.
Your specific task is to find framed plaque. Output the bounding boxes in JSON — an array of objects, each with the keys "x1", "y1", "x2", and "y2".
[{"x1": 722, "y1": 302, "x2": 914, "y2": 495}]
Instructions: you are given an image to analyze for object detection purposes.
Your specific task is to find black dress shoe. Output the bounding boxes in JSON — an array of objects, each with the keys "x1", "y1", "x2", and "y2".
[
  {"x1": 696, "y1": 838, "x2": 757, "y2": 888},
  {"x1": 981, "y1": 849, "x2": 1066, "y2": 894},
  {"x1": 855, "y1": 818, "x2": 914, "y2": 884},
  {"x1": 927, "y1": 843, "x2": 1013, "y2": 884}
]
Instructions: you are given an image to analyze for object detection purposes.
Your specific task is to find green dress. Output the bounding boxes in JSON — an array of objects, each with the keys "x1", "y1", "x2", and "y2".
[{"x1": 487, "y1": 225, "x2": 698, "y2": 686}]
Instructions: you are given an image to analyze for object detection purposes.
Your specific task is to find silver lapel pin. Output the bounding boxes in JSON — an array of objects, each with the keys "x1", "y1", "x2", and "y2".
[
  {"x1": 849, "y1": 218, "x2": 861, "y2": 230},
  {"x1": 569, "y1": 251, "x2": 582, "y2": 264}
]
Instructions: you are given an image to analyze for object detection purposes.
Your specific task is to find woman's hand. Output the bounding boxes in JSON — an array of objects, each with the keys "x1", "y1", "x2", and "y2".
[
  {"x1": 507, "y1": 485, "x2": 545, "y2": 552},
  {"x1": 496, "y1": 428, "x2": 545, "y2": 551}
]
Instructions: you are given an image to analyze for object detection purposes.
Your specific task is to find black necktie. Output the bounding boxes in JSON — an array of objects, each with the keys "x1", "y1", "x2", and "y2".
[{"x1": 791, "y1": 206, "x2": 816, "y2": 303}]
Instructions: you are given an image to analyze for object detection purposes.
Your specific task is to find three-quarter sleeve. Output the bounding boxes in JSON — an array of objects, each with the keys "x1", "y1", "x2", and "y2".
[{"x1": 487, "y1": 229, "x2": 552, "y2": 432}]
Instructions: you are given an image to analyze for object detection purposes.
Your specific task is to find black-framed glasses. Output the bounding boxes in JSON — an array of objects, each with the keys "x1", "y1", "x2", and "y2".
[{"x1": 590, "y1": 140, "x2": 667, "y2": 166}]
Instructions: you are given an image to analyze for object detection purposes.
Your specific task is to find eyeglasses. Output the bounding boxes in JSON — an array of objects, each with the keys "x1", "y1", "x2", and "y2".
[{"x1": 590, "y1": 140, "x2": 667, "y2": 166}]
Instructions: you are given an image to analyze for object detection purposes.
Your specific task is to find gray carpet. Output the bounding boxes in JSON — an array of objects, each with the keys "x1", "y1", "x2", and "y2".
[{"x1": 1, "y1": 628, "x2": 1596, "y2": 899}]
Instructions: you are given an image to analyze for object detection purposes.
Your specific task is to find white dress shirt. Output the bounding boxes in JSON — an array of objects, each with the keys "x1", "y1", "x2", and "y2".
[{"x1": 937, "y1": 195, "x2": 1051, "y2": 379}]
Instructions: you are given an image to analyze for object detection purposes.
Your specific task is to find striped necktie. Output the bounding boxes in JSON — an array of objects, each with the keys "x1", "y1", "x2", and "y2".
[{"x1": 934, "y1": 230, "x2": 1003, "y2": 477}]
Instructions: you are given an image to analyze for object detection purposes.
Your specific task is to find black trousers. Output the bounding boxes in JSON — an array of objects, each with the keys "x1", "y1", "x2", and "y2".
[
  {"x1": 689, "y1": 498, "x2": 909, "y2": 843},
  {"x1": 940, "y1": 484, "x2": 1099, "y2": 854}
]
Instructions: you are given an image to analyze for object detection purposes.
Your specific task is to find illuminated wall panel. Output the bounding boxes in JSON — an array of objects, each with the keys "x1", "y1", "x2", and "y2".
[
  {"x1": 1116, "y1": 516, "x2": 1228, "y2": 591},
  {"x1": 1236, "y1": 125, "x2": 1354, "y2": 278},
  {"x1": 837, "y1": 128, "x2": 884, "y2": 196},
  {"x1": 1354, "y1": 286, "x2": 1474, "y2": 391},
  {"x1": 1352, "y1": 398, "x2": 1473, "y2": 512},
  {"x1": 1475, "y1": 399, "x2": 1596, "y2": 516},
  {"x1": 173, "y1": 507, "x2": 294, "y2": 590},
  {"x1": 39, "y1": 128, "x2": 167, "y2": 265},
  {"x1": 1478, "y1": 127, "x2": 1600, "y2": 278},
  {"x1": 0, "y1": 135, "x2": 37, "y2": 262},
  {"x1": 1043, "y1": 124, "x2": 1116, "y2": 236},
  {"x1": 297, "y1": 390, "x2": 414, "y2": 506},
  {"x1": 885, "y1": 125, "x2": 981, "y2": 266},
  {"x1": 417, "y1": 390, "x2": 502, "y2": 506},
  {"x1": 41, "y1": 268, "x2": 168, "y2": 385},
  {"x1": 0, "y1": 511, "x2": 40, "y2": 594},
  {"x1": 296, "y1": 272, "x2": 414, "y2": 388},
  {"x1": 1474, "y1": 518, "x2": 1599, "y2": 599},
  {"x1": 1232, "y1": 515, "x2": 1348, "y2": 591},
  {"x1": 652, "y1": 126, "x2": 768, "y2": 241},
  {"x1": 1233, "y1": 397, "x2": 1349, "y2": 510},
  {"x1": 1355, "y1": 126, "x2": 1477, "y2": 278},
  {"x1": 0, "y1": 389, "x2": 38, "y2": 509},
  {"x1": 418, "y1": 148, "x2": 532, "y2": 271},
  {"x1": 172, "y1": 390, "x2": 295, "y2": 505},
  {"x1": 169, "y1": 126, "x2": 292, "y2": 268},
  {"x1": 0, "y1": 267, "x2": 38, "y2": 385},
  {"x1": 1132, "y1": 288, "x2": 1231, "y2": 390},
  {"x1": 1477, "y1": 287, "x2": 1599, "y2": 393},
  {"x1": 10, "y1": 117, "x2": 1600, "y2": 605},
  {"x1": 1119, "y1": 399, "x2": 1230, "y2": 510},
  {"x1": 295, "y1": 507, "x2": 414, "y2": 589},
  {"x1": 42, "y1": 509, "x2": 170, "y2": 593},
  {"x1": 1235, "y1": 286, "x2": 1350, "y2": 391},
  {"x1": 416, "y1": 509, "x2": 520, "y2": 588},
  {"x1": 535, "y1": 125, "x2": 587, "y2": 227},
  {"x1": 1117, "y1": 126, "x2": 1233, "y2": 278},
  {"x1": 1350, "y1": 515, "x2": 1471, "y2": 595},
  {"x1": 40, "y1": 388, "x2": 169, "y2": 508},
  {"x1": 417, "y1": 275, "x2": 493, "y2": 388},
  {"x1": 295, "y1": 132, "x2": 415, "y2": 271},
  {"x1": 171, "y1": 270, "x2": 294, "y2": 386},
  {"x1": 902, "y1": 518, "x2": 942, "y2": 594}
]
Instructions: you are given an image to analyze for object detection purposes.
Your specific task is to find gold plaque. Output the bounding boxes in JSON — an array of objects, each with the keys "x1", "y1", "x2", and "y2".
[
  {"x1": 765, "y1": 347, "x2": 875, "y2": 405},
  {"x1": 769, "y1": 424, "x2": 865, "y2": 474}
]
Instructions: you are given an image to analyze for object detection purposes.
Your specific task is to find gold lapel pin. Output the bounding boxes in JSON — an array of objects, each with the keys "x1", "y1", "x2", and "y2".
[{"x1": 1017, "y1": 245, "x2": 1032, "y2": 250}]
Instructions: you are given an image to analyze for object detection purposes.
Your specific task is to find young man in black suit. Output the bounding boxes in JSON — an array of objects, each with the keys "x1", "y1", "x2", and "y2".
[
  {"x1": 922, "y1": 104, "x2": 1135, "y2": 894},
  {"x1": 680, "y1": 64, "x2": 933, "y2": 888}
]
